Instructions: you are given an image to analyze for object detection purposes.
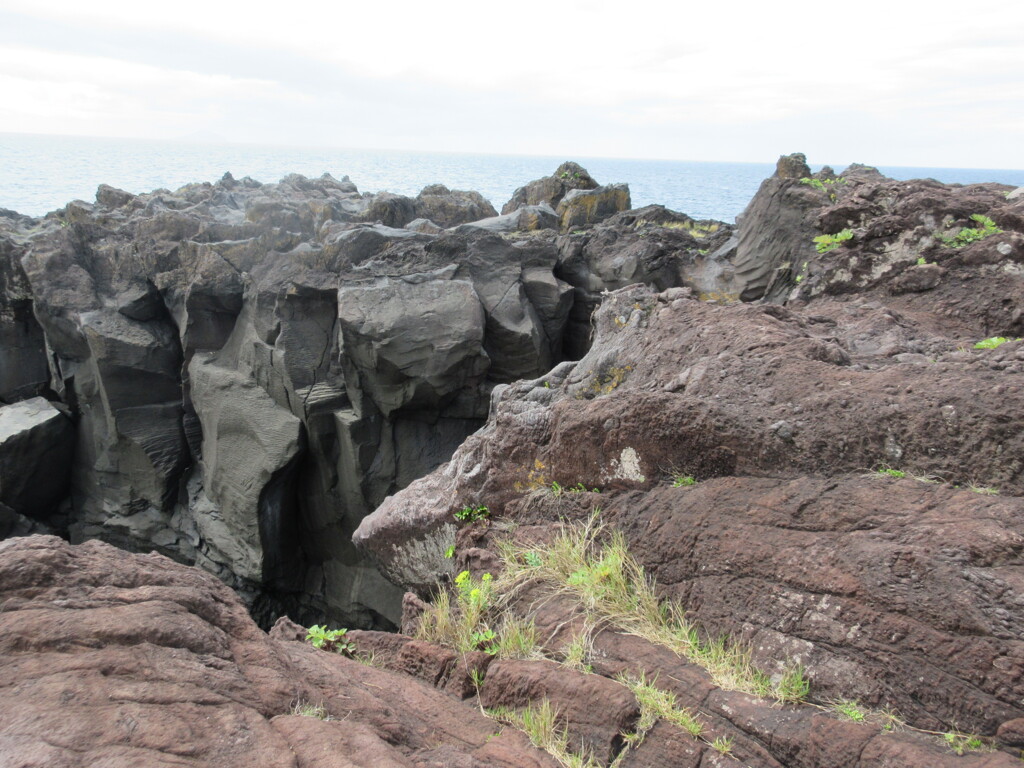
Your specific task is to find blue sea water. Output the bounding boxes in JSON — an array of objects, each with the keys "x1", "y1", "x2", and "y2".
[{"x1": 2, "y1": 133, "x2": 1023, "y2": 223}]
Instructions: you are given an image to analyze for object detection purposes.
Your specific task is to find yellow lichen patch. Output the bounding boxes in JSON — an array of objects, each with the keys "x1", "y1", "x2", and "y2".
[
  {"x1": 514, "y1": 458, "x2": 551, "y2": 492},
  {"x1": 576, "y1": 365, "x2": 633, "y2": 399},
  {"x1": 697, "y1": 291, "x2": 740, "y2": 303}
]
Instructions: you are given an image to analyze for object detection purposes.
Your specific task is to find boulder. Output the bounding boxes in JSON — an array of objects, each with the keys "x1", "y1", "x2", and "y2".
[
  {"x1": 464, "y1": 203, "x2": 559, "y2": 233},
  {"x1": 0, "y1": 397, "x2": 73, "y2": 516},
  {"x1": 556, "y1": 184, "x2": 632, "y2": 231},
  {"x1": 413, "y1": 184, "x2": 498, "y2": 227}
]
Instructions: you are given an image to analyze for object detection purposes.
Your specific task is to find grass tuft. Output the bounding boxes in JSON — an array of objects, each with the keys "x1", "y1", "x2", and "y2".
[
  {"x1": 487, "y1": 700, "x2": 600, "y2": 768},
  {"x1": 617, "y1": 672, "x2": 704, "y2": 737},
  {"x1": 291, "y1": 699, "x2": 329, "y2": 719},
  {"x1": 499, "y1": 516, "x2": 809, "y2": 703}
]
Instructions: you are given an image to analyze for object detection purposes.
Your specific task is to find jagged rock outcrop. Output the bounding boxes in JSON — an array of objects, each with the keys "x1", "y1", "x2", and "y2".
[
  {"x1": 727, "y1": 152, "x2": 1023, "y2": 307},
  {"x1": 0, "y1": 535, "x2": 556, "y2": 768},
  {"x1": 502, "y1": 163, "x2": 631, "y2": 231},
  {"x1": 502, "y1": 161, "x2": 599, "y2": 214}
]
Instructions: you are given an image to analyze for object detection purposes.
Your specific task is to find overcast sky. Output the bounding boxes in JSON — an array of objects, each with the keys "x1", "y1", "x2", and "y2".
[{"x1": 2, "y1": 0, "x2": 1022, "y2": 169}]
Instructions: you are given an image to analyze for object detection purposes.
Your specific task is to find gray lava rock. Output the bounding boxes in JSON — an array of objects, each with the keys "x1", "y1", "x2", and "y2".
[
  {"x1": 501, "y1": 161, "x2": 599, "y2": 214},
  {"x1": 0, "y1": 397, "x2": 73, "y2": 515}
]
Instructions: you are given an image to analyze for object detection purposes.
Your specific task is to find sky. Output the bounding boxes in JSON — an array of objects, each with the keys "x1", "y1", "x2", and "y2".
[{"x1": 1, "y1": 0, "x2": 1023, "y2": 169}]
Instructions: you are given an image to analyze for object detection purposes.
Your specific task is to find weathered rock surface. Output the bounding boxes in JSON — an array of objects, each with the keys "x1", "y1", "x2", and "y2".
[
  {"x1": 556, "y1": 183, "x2": 632, "y2": 231},
  {"x1": 464, "y1": 203, "x2": 559, "y2": 233},
  {"x1": 0, "y1": 534, "x2": 556, "y2": 768},
  {"x1": 413, "y1": 183, "x2": 498, "y2": 228},
  {"x1": 356, "y1": 159, "x2": 1024, "y2": 762}
]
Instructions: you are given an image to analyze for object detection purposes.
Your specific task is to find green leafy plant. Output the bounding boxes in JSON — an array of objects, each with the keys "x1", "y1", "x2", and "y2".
[
  {"x1": 938, "y1": 213, "x2": 1002, "y2": 248},
  {"x1": 871, "y1": 465, "x2": 906, "y2": 479},
  {"x1": 672, "y1": 475, "x2": 696, "y2": 488},
  {"x1": 524, "y1": 551, "x2": 543, "y2": 567},
  {"x1": 445, "y1": 544, "x2": 456, "y2": 558},
  {"x1": 799, "y1": 176, "x2": 845, "y2": 193},
  {"x1": 833, "y1": 699, "x2": 867, "y2": 722},
  {"x1": 470, "y1": 628, "x2": 498, "y2": 652},
  {"x1": 306, "y1": 625, "x2": 356, "y2": 656},
  {"x1": 551, "y1": 481, "x2": 599, "y2": 496},
  {"x1": 974, "y1": 336, "x2": 1019, "y2": 349},
  {"x1": 455, "y1": 504, "x2": 490, "y2": 523},
  {"x1": 813, "y1": 228, "x2": 854, "y2": 253},
  {"x1": 916, "y1": 256, "x2": 928, "y2": 266}
]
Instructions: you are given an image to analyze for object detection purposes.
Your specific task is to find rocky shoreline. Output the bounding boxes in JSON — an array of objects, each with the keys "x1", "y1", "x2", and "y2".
[{"x1": 1, "y1": 155, "x2": 1023, "y2": 766}]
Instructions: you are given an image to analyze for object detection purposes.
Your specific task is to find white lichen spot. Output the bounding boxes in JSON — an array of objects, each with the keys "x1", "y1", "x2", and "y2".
[{"x1": 603, "y1": 446, "x2": 646, "y2": 483}]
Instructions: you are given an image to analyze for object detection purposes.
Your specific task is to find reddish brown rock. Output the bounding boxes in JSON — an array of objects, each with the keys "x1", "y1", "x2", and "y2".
[
  {"x1": 479, "y1": 659, "x2": 640, "y2": 763},
  {"x1": 0, "y1": 535, "x2": 556, "y2": 768}
]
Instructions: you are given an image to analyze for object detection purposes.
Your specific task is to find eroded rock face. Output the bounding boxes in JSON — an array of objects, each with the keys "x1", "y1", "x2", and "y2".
[{"x1": 0, "y1": 535, "x2": 556, "y2": 768}]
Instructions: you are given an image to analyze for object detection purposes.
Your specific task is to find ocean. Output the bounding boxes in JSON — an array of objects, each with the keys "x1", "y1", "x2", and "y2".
[{"x1": 2, "y1": 133, "x2": 1023, "y2": 224}]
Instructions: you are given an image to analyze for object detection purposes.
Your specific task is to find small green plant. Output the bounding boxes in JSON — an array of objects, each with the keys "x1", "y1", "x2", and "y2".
[
  {"x1": 445, "y1": 544, "x2": 456, "y2": 558},
  {"x1": 943, "y1": 729, "x2": 988, "y2": 755},
  {"x1": 967, "y1": 482, "x2": 999, "y2": 496},
  {"x1": 455, "y1": 504, "x2": 490, "y2": 523},
  {"x1": 291, "y1": 699, "x2": 329, "y2": 719},
  {"x1": 813, "y1": 228, "x2": 854, "y2": 254},
  {"x1": 775, "y1": 665, "x2": 811, "y2": 704},
  {"x1": 833, "y1": 699, "x2": 867, "y2": 722},
  {"x1": 524, "y1": 551, "x2": 543, "y2": 567},
  {"x1": 871, "y1": 465, "x2": 906, "y2": 479},
  {"x1": 938, "y1": 213, "x2": 1002, "y2": 248},
  {"x1": 974, "y1": 336, "x2": 1020, "y2": 349},
  {"x1": 916, "y1": 256, "x2": 928, "y2": 266},
  {"x1": 711, "y1": 736, "x2": 734, "y2": 755},
  {"x1": 672, "y1": 475, "x2": 696, "y2": 488},
  {"x1": 551, "y1": 481, "x2": 599, "y2": 496},
  {"x1": 799, "y1": 177, "x2": 845, "y2": 193},
  {"x1": 306, "y1": 625, "x2": 356, "y2": 656},
  {"x1": 470, "y1": 628, "x2": 498, "y2": 652}
]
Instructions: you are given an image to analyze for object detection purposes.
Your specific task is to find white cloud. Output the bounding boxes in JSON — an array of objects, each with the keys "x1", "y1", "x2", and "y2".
[{"x1": 0, "y1": 0, "x2": 1022, "y2": 166}]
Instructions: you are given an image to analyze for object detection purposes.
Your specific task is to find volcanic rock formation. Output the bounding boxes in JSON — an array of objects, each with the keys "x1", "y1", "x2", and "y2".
[{"x1": 0, "y1": 164, "x2": 706, "y2": 629}]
